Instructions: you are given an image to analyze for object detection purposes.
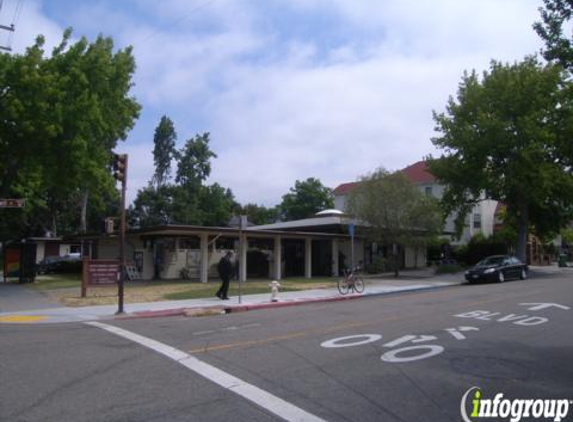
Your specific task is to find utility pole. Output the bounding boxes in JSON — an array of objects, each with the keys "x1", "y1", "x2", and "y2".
[
  {"x1": 0, "y1": 23, "x2": 13, "y2": 51},
  {"x1": 0, "y1": 0, "x2": 22, "y2": 52},
  {"x1": 113, "y1": 153, "x2": 128, "y2": 314}
]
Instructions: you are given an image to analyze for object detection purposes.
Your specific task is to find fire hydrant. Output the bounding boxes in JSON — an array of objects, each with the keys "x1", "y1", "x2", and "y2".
[{"x1": 269, "y1": 280, "x2": 281, "y2": 302}]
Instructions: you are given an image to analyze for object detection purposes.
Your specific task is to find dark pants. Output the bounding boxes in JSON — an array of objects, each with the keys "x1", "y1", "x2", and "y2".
[{"x1": 217, "y1": 275, "x2": 230, "y2": 298}]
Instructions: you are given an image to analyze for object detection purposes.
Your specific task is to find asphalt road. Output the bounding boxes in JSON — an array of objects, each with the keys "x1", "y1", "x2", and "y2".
[{"x1": 1, "y1": 270, "x2": 572, "y2": 422}]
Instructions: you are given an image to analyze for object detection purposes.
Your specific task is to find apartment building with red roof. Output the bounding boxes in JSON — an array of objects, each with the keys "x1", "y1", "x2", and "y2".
[{"x1": 332, "y1": 160, "x2": 498, "y2": 245}]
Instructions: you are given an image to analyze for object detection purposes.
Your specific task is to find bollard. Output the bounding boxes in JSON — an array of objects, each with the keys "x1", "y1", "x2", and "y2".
[{"x1": 269, "y1": 280, "x2": 281, "y2": 302}]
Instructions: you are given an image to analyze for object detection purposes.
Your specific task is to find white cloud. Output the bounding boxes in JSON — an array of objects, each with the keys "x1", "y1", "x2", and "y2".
[{"x1": 207, "y1": 54, "x2": 466, "y2": 205}]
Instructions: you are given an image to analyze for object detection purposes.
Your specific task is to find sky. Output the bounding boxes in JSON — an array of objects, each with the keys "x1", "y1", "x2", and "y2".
[{"x1": 0, "y1": 0, "x2": 546, "y2": 206}]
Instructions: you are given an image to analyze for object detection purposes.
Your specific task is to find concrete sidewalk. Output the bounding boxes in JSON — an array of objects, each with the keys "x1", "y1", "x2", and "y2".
[
  {"x1": 0, "y1": 275, "x2": 462, "y2": 324},
  {"x1": 1, "y1": 265, "x2": 567, "y2": 325}
]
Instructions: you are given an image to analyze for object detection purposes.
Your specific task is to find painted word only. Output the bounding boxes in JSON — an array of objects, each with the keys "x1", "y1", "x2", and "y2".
[{"x1": 454, "y1": 310, "x2": 548, "y2": 326}]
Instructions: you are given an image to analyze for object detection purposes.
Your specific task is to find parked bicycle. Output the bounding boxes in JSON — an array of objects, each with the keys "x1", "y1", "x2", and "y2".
[{"x1": 338, "y1": 266, "x2": 365, "y2": 294}]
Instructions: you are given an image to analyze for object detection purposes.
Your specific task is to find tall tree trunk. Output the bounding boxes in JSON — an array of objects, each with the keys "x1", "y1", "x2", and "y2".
[
  {"x1": 393, "y1": 243, "x2": 400, "y2": 277},
  {"x1": 51, "y1": 212, "x2": 58, "y2": 238},
  {"x1": 80, "y1": 189, "x2": 89, "y2": 233},
  {"x1": 515, "y1": 206, "x2": 529, "y2": 263}
]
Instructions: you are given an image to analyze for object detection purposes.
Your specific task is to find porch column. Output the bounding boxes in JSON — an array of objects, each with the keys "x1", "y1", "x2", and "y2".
[
  {"x1": 274, "y1": 236, "x2": 282, "y2": 280},
  {"x1": 331, "y1": 239, "x2": 339, "y2": 277},
  {"x1": 305, "y1": 238, "x2": 312, "y2": 279},
  {"x1": 240, "y1": 234, "x2": 247, "y2": 282},
  {"x1": 200, "y1": 233, "x2": 209, "y2": 283}
]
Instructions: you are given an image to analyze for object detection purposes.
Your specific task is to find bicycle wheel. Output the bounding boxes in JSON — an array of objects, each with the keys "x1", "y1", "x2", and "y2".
[
  {"x1": 338, "y1": 278, "x2": 350, "y2": 295},
  {"x1": 352, "y1": 277, "x2": 364, "y2": 293}
]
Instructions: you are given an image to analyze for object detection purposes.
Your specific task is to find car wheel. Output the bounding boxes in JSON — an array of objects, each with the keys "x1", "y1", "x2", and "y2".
[
  {"x1": 498, "y1": 271, "x2": 505, "y2": 283},
  {"x1": 520, "y1": 269, "x2": 527, "y2": 280}
]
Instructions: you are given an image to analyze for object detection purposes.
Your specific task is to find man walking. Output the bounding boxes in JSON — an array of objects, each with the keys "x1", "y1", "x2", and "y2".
[{"x1": 216, "y1": 250, "x2": 233, "y2": 300}]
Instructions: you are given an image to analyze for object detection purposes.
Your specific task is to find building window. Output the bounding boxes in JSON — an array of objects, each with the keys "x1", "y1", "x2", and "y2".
[
  {"x1": 424, "y1": 186, "x2": 433, "y2": 196},
  {"x1": 473, "y1": 213, "x2": 482, "y2": 229}
]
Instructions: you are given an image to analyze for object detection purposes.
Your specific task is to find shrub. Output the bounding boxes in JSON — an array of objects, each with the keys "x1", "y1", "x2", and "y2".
[
  {"x1": 453, "y1": 234, "x2": 507, "y2": 265},
  {"x1": 435, "y1": 263, "x2": 463, "y2": 274},
  {"x1": 367, "y1": 256, "x2": 387, "y2": 274}
]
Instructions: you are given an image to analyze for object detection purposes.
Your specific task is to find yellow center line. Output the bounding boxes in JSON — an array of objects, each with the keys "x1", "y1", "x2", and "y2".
[
  {"x1": 0, "y1": 315, "x2": 48, "y2": 323},
  {"x1": 189, "y1": 320, "x2": 373, "y2": 354},
  {"x1": 188, "y1": 319, "x2": 405, "y2": 354}
]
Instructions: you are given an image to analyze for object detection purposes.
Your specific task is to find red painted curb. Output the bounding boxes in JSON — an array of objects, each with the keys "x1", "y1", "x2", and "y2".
[
  {"x1": 114, "y1": 295, "x2": 363, "y2": 319},
  {"x1": 225, "y1": 294, "x2": 362, "y2": 313},
  {"x1": 117, "y1": 308, "x2": 187, "y2": 320}
]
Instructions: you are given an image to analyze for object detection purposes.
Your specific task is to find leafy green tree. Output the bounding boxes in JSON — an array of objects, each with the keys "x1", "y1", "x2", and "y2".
[
  {"x1": 534, "y1": 0, "x2": 573, "y2": 72},
  {"x1": 346, "y1": 169, "x2": 443, "y2": 276},
  {"x1": 176, "y1": 133, "x2": 216, "y2": 187},
  {"x1": 130, "y1": 130, "x2": 240, "y2": 228},
  {"x1": 0, "y1": 29, "x2": 140, "y2": 239},
  {"x1": 198, "y1": 184, "x2": 238, "y2": 226},
  {"x1": 561, "y1": 227, "x2": 573, "y2": 246},
  {"x1": 429, "y1": 57, "x2": 573, "y2": 262},
  {"x1": 408, "y1": 194, "x2": 445, "y2": 268},
  {"x1": 490, "y1": 205, "x2": 518, "y2": 250},
  {"x1": 279, "y1": 178, "x2": 334, "y2": 220},
  {"x1": 129, "y1": 185, "x2": 177, "y2": 227},
  {"x1": 237, "y1": 203, "x2": 280, "y2": 225},
  {"x1": 169, "y1": 187, "x2": 201, "y2": 226},
  {"x1": 152, "y1": 116, "x2": 177, "y2": 189}
]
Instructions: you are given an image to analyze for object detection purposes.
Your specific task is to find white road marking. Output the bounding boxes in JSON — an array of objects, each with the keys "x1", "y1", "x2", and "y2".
[
  {"x1": 380, "y1": 345, "x2": 444, "y2": 363},
  {"x1": 85, "y1": 321, "x2": 328, "y2": 422},
  {"x1": 320, "y1": 334, "x2": 382, "y2": 348},
  {"x1": 519, "y1": 302, "x2": 570, "y2": 311},
  {"x1": 444, "y1": 326, "x2": 479, "y2": 340}
]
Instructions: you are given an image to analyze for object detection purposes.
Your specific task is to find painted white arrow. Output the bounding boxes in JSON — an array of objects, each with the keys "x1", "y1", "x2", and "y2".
[{"x1": 519, "y1": 303, "x2": 570, "y2": 311}]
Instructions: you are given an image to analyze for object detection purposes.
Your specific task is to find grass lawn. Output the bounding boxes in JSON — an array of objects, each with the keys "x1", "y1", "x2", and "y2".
[
  {"x1": 30, "y1": 273, "x2": 82, "y2": 290},
  {"x1": 28, "y1": 274, "x2": 339, "y2": 307},
  {"x1": 163, "y1": 277, "x2": 337, "y2": 301}
]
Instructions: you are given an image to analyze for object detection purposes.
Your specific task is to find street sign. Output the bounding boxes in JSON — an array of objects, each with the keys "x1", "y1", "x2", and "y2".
[{"x1": 0, "y1": 199, "x2": 24, "y2": 208}]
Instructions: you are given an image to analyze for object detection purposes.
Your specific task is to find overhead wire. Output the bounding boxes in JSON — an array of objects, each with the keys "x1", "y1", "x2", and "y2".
[
  {"x1": 12, "y1": 0, "x2": 24, "y2": 26},
  {"x1": 135, "y1": 0, "x2": 221, "y2": 46}
]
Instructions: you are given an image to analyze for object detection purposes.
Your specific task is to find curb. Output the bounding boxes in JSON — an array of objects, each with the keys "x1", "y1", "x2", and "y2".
[
  {"x1": 114, "y1": 283, "x2": 460, "y2": 320},
  {"x1": 225, "y1": 293, "x2": 363, "y2": 314},
  {"x1": 116, "y1": 308, "x2": 188, "y2": 320}
]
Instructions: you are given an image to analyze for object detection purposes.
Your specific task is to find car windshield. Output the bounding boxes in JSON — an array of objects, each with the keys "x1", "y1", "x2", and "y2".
[{"x1": 477, "y1": 256, "x2": 505, "y2": 266}]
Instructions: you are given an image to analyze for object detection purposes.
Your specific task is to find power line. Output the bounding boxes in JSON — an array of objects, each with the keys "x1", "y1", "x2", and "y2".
[
  {"x1": 11, "y1": 0, "x2": 23, "y2": 27},
  {"x1": 135, "y1": 0, "x2": 221, "y2": 46}
]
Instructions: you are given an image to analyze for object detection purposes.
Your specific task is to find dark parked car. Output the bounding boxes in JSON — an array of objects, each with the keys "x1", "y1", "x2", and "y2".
[
  {"x1": 36, "y1": 253, "x2": 82, "y2": 274},
  {"x1": 465, "y1": 255, "x2": 528, "y2": 284},
  {"x1": 36, "y1": 256, "x2": 61, "y2": 274}
]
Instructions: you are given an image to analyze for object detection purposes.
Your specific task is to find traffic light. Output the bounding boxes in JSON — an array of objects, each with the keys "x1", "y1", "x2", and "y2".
[{"x1": 113, "y1": 153, "x2": 128, "y2": 182}]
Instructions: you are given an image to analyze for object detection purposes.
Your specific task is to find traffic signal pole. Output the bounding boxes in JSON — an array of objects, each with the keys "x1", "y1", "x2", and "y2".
[{"x1": 113, "y1": 154, "x2": 128, "y2": 315}]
